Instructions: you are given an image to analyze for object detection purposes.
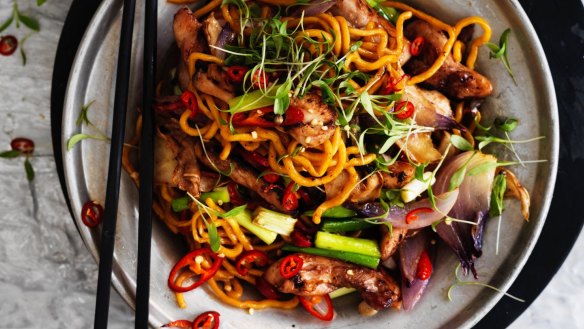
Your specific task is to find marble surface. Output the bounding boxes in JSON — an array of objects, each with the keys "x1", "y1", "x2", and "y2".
[{"x1": 0, "y1": 1, "x2": 582, "y2": 328}]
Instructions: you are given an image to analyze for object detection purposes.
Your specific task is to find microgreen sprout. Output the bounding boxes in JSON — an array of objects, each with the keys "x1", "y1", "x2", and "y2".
[
  {"x1": 447, "y1": 264, "x2": 525, "y2": 302},
  {"x1": 475, "y1": 135, "x2": 545, "y2": 152},
  {"x1": 449, "y1": 134, "x2": 474, "y2": 152},
  {"x1": 363, "y1": 217, "x2": 394, "y2": 236},
  {"x1": 186, "y1": 196, "x2": 247, "y2": 253},
  {"x1": 466, "y1": 159, "x2": 547, "y2": 176},
  {"x1": 187, "y1": 192, "x2": 221, "y2": 252},
  {"x1": 474, "y1": 115, "x2": 544, "y2": 166},
  {"x1": 67, "y1": 100, "x2": 111, "y2": 151},
  {"x1": 448, "y1": 151, "x2": 476, "y2": 191},
  {"x1": 490, "y1": 172, "x2": 507, "y2": 255},
  {"x1": 257, "y1": 171, "x2": 288, "y2": 182},
  {"x1": 194, "y1": 125, "x2": 234, "y2": 176},
  {"x1": 218, "y1": 204, "x2": 248, "y2": 219},
  {"x1": 486, "y1": 28, "x2": 515, "y2": 83},
  {"x1": 217, "y1": 12, "x2": 413, "y2": 148}
]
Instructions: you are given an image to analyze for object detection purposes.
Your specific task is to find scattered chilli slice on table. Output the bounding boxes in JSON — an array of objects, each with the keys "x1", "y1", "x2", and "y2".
[{"x1": 117, "y1": 0, "x2": 542, "y2": 324}]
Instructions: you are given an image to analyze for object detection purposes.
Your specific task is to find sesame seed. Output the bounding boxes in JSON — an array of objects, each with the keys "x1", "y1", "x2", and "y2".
[
  {"x1": 251, "y1": 131, "x2": 258, "y2": 139},
  {"x1": 248, "y1": 308, "x2": 255, "y2": 315},
  {"x1": 344, "y1": 125, "x2": 350, "y2": 131},
  {"x1": 195, "y1": 255, "x2": 204, "y2": 264},
  {"x1": 310, "y1": 118, "x2": 319, "y2": 126},
  {"x1": 218, "y1": 253, "x2": 225, "y2": 258},
  {"x1": 274, "y1": 115, "x2": 283, "y2": 124},
  {"x1": 224, "y1": 284, "x2": 232, "y2": 291},
  {"x1": 257, "y1": 110, "x2": 263, "y2": 115},
  {"x1": 217, "y1": 200, "x2": 224, "y2": 206},
  {"x1": 308, "y1": 108, "x2": 315, "y2": 114},
  {"x1": 305, "y1": 137, "x2": 312, "y2": 144},
  {"x1": 300, "y1": 147, "x2": 306, "y2": 153},
  {"x1": 322, "y1": 125, "x2": 329, "y2": 131},
  {"x1": 347, "y1": 269, "x2": 354, "y2": 275}
]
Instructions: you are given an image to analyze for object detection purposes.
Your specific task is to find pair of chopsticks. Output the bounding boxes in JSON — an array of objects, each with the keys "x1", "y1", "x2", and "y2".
[{"x1": 93, "y1": 0, "x2": 157, "y2": 328}]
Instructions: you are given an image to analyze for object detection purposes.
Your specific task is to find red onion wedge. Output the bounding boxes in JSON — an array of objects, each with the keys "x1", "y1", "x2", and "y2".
[
  {"x1": 402, "y1": 276, "x2": 430, "y2": 311},
  {"x1": 382, "y1": 189, "x2": 459, "y2": 229},
  {"x1": 214, "y1": 25, "x2": 235, "y2": 59},
  {"x1": 401, "y1": 236, "x2": 437, "y2": 311},
  {"x1": 399, "y1": 230, "x2": 429, "y2": 286},
  {"x1": 433, "y1": 151, "x2": 497, "y2": 278}
]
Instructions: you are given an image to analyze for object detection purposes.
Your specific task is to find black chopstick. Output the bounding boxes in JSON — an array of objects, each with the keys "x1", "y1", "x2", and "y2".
[
  {"x1": 135, "y1": 0, "x2": 157, "y2": 327},
  {"x1": 93, "y1": 0, "x2": 137, "y2": 328}
]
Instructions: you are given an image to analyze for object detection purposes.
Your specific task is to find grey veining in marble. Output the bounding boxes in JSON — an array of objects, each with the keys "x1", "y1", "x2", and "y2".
[
  {"x1": 0, "y1": 1, "x2": 134, "y2": 328},
  {"x1": 0, "y1": 1, "x2": 582, "y2": 328}
]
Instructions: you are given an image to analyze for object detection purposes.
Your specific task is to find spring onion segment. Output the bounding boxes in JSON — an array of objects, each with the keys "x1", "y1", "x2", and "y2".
[
  {"x1": 227, "y1": 209, "x2": 278, "y2": 245},
  {"x1": 200, "y1": 187, "x2": 230, "y2": 204},
  {"x1": 321, "y1": 219, "x2": 377, "y2": 233},
  {"x1": 171, "y1": 196, "x2": 190, "y2": 212},
  {"x1": 282, "y1": 245, "x2": 380, "y2": 269},
  {"x1": 329, "y1": 287, "x2": 358, "y2": 299},
  {"x1": 252, "y1": 207, "x2": 297, "y2": 236},
  {"x1": 315, "y1": 231, "x2": 381, "y2": 258},
  {"x1": 304, "y1": 206, "x2": 357, "y2": 219},
  {"x1": 401, "y1": 171, "x2": 436, "y2": 203}
]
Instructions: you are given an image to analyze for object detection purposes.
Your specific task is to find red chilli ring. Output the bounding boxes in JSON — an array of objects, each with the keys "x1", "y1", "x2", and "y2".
[
  {"x1": 81, "y1": 200, "x2": 104, "y2": 228},
  {"x1": 0, "y1": 35, "x2": 18, "y2": 56},
  {"x1": 10, "y1": 137, "x2": 35, "y2": 154}
]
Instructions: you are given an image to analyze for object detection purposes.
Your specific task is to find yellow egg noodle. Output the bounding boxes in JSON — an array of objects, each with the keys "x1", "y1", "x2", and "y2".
[{"x1": 121, "y1": 0, "x2": 502, "y2": 315}]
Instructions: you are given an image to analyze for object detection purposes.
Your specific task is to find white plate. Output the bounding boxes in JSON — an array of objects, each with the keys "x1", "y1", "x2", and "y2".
[{"x1": 60, "y1": 0, "x2": 559, "y2": 327}]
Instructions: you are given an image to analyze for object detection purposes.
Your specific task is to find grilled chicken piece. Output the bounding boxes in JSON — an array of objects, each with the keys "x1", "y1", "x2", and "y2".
[
  {"x1": 397, "y1": 132, "x2": 442, "y2": 164},
  {"x1": 263, "y1": 253, "x2": 401, "y2": 309},
  {"x1": 156, "y1": 119, "x2": 201, "y2": 197},
  {"x1": 173, "y1": 8, "x2": 206, "y2": 63},
  {"x1": 154, "y1": 134, "x2": 178, "y2": 185},
  {"x1": 330, "y1": 0, "x2": 392, "y2": 32},
  {"x1": 325, "y1": 170, "x2": 382, "y2": 203},
  {"x1": 404, "y1": 20, "x2": 493, "y2": 100},
  {"x1": 177, "y1": 60, "x2": 191, "y2": 91},
  {"x1": 200, "y1": 172, "x2": 220, "y2": 193},
  {"x1": 194, "y1": 69, "x2": 234, "y2": 104},
  {"x1": 193, "y1": 143, "x2": 287, "y2": 212},
  {"x1": 403, "y1": 85, "x2": 459, "y2": 130},
  {"x1": 330, "y1": 0, "x2": 411, "y2": 65},
  {"x1": 350, "y1": 172, "x2": 383, "y2": 202},
  {"x1": 380, "y1": 226, "x2": 408, "y2": 260},
  {"x1": 287, "y1": 92, "x2": 337, "y2": 148},
  {"x1": 381, "y1": 161, "x2": 415, "y2": 189},
  {"x1": 326, "y1": 162, "x2": 414, "y2": 204},
  {"x1": 174, "y1": 8, "x2": 218, "y2": 92},
  {"x1": 175, "y1": 9, "x2": 235, "y2": 102}
]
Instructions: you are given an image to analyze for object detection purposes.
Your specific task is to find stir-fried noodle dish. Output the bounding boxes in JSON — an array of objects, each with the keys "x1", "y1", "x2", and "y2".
[{"x1": 122, "y1": 0, "x2": 535, "y2": 322}]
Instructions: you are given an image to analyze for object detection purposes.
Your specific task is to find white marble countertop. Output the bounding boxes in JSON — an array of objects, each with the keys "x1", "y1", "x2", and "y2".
[{"x1": 0, "y1": 1, "x2": 582, "y2": 328}]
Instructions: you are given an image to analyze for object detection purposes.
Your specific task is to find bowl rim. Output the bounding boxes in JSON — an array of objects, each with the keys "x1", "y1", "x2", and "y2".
[{"x1": 59, "y1": 0, "x2": 560, "y2": 327}]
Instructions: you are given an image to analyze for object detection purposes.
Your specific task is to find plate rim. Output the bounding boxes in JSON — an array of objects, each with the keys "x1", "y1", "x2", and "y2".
[{"x1": 52, "y1": 0, "x2": 560, "y2": 327}]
